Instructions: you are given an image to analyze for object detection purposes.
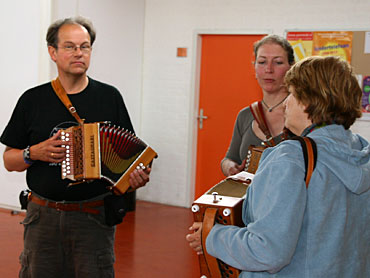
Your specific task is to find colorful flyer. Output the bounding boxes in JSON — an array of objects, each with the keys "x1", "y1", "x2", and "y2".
[
  {"x1": 362, "y1": 76, "x2": 370, "y2": 112},
  {"x1": 287, "y1": 32, "x2": 313, "y2": 61},
  {"x1": 312, "y1": 31, "x2": 353, "y2": 62}
]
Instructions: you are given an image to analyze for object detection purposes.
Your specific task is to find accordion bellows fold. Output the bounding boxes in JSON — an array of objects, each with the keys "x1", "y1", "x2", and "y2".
[
  {"x1": 100, "y1": 125, "x2": 145, "y2": 174},
  {"x1": 60, "y1": 122, "x2": 157, "y2": 195}
]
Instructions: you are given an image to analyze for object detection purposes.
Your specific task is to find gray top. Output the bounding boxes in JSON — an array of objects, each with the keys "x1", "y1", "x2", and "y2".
[{"x1": 225, "y1": 106, "x2": 284, "y2": 164}]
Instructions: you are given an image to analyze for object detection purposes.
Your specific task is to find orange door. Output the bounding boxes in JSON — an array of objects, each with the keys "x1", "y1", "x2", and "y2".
[{"x1": 194, "y1": 34, "x2": 266, "y2": 199}]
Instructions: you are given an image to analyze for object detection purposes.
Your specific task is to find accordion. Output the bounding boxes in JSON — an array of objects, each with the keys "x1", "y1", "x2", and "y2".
[
  {"x1": 60, "y1": 122, "x2": 157, "y2": 195},
  {"x1": 191, "y1": 146, "x2": 263, "y2": 278}
]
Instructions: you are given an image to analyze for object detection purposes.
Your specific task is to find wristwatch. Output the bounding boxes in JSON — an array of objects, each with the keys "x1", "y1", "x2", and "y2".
[{"x1": 23, "y1": 146, "x2": 35, "y2": 165}]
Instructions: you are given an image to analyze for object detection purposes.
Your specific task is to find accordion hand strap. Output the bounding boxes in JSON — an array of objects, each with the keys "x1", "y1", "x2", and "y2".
[
  {"x1": 51, "y1": 78, "x2": 84, "y2": 125},
  {"x1": 201, "y1": 207, "x2": 222, "y2": 277}
]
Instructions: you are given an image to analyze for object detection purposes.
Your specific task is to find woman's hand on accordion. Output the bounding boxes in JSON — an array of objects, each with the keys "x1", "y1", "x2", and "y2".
[
  {"x1": 221, "y1": 158, "x2": 246, "y2": 177},
  {"x1": 128, "y1": 166, "x2": 151, "y2": 190},
  {"x1": 186, "y1": 222, "x2": 203, "y2": 255}
]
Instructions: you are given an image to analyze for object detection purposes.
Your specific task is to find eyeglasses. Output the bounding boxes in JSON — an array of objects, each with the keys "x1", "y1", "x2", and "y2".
[{"x1": 57, "y1": 43, "x2": 92, "y2": 54}]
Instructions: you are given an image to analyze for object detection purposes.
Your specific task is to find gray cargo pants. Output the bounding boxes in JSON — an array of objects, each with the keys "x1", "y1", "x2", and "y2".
[{"x1": 19, "y1": 195, "x2": 116, "y2": 278}]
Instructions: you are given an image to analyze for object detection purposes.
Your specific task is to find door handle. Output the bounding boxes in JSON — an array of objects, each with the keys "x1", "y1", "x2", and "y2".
[{"x1": 197, "y1": 108, "x2": 208, "y2": 129}]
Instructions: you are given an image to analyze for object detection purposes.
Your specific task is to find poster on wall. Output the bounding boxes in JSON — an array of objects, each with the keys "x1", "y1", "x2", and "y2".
[
  {"x1": 286, "y1": 30, "x2": 369, "y2": 121},
  {"x1": 362, "y1": 76, "x2": 370, "y2": 113},
  {"x1": 312, "y1": 31, "x2": 353, "y2": 62},
  {"x1": 286, "y1": 32, "x2": 313, "y2": 61}
]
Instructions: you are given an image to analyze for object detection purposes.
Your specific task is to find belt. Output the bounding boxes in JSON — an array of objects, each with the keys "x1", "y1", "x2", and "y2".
[{"x1": 28, "y1": 194, "x2": 104, "y2": 215}]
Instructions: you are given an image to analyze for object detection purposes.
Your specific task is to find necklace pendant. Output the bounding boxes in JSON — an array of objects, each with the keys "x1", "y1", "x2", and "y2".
[{"x1": 268, "y1": 108, "x2": 272, "y2": 112}]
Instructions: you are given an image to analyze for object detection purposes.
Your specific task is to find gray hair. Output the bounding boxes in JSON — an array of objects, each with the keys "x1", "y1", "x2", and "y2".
[{"x1": 46, "y1": 16, "x2": 96, "y2": 47}]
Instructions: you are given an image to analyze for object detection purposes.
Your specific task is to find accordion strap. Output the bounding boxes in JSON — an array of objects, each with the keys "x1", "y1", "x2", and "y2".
[
  {"x1": 201, "y1": 207, "x2": 222, "y2": 277},
  {"x1": 51, "y1": 78, "x2": 84, "y2": 125},
  {"x1": 250, "y1": 101, "x2": 276, "y2": 146},
  {"x1": 291, "y1": 136, "x2": 317, "y2": 188}
]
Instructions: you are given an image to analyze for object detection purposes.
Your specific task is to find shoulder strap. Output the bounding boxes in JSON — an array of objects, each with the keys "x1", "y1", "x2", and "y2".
[
  {"x1": 250, "y1": 101, "x2": 276, "y2": 146},
  {"x1": 291, "y1": 136, "x2": 317, "y2": 188},
  {"x1": 51, "y1": 78, "x2": 84, "y2": 125}
]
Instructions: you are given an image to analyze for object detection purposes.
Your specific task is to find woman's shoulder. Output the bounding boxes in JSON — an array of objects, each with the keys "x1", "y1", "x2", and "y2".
[
  {"x1": 262, "y1": 139, "x2": 304, "y2": 162},
  {"x1": 231, "y1": 107, "x2": 254, "y2": 137},
  {"x1": 238, "y1": 106, "x2": 252, "y2": 115},
  {"x1": 236, "y1": 106, "x2": 253, "y2": 123}
]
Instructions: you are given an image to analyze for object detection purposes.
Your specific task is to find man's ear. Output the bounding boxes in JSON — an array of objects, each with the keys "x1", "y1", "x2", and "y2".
[{"x1": 48, "y1": 45, "x2": 57, "y2": 62}]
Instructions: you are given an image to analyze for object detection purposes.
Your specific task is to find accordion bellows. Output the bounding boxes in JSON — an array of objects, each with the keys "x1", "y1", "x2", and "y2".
[{"x1": 60, "y1": 122, "x2": 157, "y2": 195}]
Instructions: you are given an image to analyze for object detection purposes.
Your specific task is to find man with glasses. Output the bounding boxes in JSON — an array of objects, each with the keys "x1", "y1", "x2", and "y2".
[{"x1": 0, "y1": 16, "x2": 150, "y2": 277}]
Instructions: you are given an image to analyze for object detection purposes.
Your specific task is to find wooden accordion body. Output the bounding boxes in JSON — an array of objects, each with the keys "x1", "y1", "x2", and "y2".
[
  {"x1": 60, "y1": 122, "x2": 157, "y2": 195},
  {"x1": 191, "y1": 146, "x2": 264, "y2": 278}
]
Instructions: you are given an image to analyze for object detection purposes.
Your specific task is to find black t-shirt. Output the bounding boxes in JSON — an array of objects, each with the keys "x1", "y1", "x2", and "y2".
[{"x1": 0, "y1": 77, "x2": 134, "y2": 201}]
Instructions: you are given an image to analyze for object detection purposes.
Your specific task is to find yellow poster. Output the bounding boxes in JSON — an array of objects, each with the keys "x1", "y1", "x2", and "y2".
[
  {"x1": 287, "y1": 32, "x2": 313, "y2": 61},
  {"x1": 312, "y1": 31, "x2": 353, "y2": 62}
]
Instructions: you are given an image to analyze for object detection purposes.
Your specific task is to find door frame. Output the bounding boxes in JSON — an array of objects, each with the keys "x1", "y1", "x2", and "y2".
[{"x1": 185, "y1": 29, "x2": 272, "y2": 207}]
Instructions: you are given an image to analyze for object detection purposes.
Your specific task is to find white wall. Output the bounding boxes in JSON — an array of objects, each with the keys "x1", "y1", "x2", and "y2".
[
  {"x1": 137, "y1": 0, "x2": 370, "y2": 207},
  {"x1": 351, "y1": 118, "x2": 370, "y2": 141},
  {"x1": 0, "y1": 0, "x2": 51, "y2": 209},
  {"x1": 1, "y1": 0, "x2": 369, "y2": 209}
]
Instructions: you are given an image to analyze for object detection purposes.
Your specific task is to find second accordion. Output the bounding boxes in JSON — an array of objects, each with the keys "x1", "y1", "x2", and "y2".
[
  {"x1": 60, "y1": 122, "x2": 157, "y2": 195},
  {"x1": 190, "y1": 145, "x2": 263, "y2": 278}
]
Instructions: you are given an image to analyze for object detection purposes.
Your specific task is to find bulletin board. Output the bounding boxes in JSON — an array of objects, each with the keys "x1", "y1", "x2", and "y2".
[
  {"x1": 351, "y1": 31, "x2": 370, "y2": 75},
  {"x1": 285, "y1": 30, "x2": 370, "y2": 120}
]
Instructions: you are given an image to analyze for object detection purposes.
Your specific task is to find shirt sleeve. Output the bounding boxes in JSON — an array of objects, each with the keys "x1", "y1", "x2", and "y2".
[
  {"x1": 0, "y1": 93, "x2": 29, "y2": 149},
  {"x1": 224, "y1": 108, "x2": 260, "y2": 165},
  {"x1": 206, "y1": 143, "x2": 307, "y2": 273},
  {"x1": 224, "y1": 111, "x2": 246, "y2": 164}
]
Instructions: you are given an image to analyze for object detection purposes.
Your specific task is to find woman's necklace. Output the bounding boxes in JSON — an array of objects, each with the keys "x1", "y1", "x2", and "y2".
[{"x1": 261, "y1": 95, "x2": 289, "y2": 112}]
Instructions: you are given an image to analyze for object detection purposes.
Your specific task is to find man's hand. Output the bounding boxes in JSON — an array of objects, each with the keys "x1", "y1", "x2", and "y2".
[
  {"x1": 129, "y1": 166, "x2": 151, "y2": 190},
  {"x1": 3, "y1": 130, "x2": 68, "y2": 172},
  {"x1": 30, "y1": 130, "x2": 67, "y2": 163}
]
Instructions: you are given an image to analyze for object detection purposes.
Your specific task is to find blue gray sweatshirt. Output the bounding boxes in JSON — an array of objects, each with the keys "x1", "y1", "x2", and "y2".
[{"x1": 206, "y1": 124, "x2": 370, "y2": 277}]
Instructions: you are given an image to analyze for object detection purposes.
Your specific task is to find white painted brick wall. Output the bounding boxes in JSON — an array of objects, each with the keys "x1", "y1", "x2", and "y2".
[
  {"x1": 1, "y1": 0, "x2": 369, "y2": 209},
  {"x1": 137, "y1": 0, "x2": 370, "y2": 207},
  {"x1": 352, "y1": 119, "x2": 370, "y2": 142}
]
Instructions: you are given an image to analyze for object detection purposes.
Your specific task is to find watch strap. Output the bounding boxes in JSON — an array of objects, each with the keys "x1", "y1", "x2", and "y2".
[{"x1": 23, "y1": 146, "x2": 35, "y2": 165}]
